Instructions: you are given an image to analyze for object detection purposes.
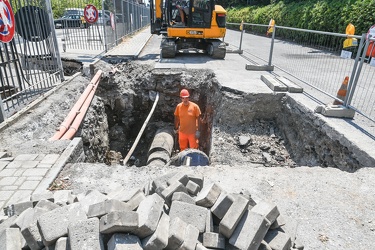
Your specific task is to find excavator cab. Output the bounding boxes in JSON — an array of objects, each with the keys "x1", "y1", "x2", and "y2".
[{"x1": 150, "y1": 0, "x2": 227, "y2": 58}]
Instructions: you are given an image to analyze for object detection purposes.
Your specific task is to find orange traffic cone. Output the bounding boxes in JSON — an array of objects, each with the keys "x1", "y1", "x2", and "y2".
[{"x1": 333, "y1": 76, "x2": 349, "y2": 105}]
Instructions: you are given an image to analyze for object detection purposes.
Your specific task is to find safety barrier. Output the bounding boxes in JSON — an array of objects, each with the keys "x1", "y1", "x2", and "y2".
[
  {"x1": 227, "y1": 22, "x2": 375, "y2": 123},
  {"x1": 0, "y1": 0, "x2": 64, "y2": 122},
  {"x1": 54, "y1": 0, "x2": 150, "y2": 53}
]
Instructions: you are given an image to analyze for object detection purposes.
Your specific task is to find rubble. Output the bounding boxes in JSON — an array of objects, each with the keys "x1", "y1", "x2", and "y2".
[{"x1": 0, "y1": 172, "x2": 303, "y2": 250}]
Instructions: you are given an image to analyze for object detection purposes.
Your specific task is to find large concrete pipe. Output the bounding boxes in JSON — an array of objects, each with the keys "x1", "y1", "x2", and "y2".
[{"x1": 147, "y1": 128, "x2": 174, "y2": 166}]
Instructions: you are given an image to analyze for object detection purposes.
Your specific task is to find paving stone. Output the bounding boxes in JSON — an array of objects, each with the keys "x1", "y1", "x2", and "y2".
[
  {"x1": 169, "y1": 201, "x2": 207, "y2": 233},
  {"x1": 187, "y1": 173, "x2": 204, "y2": 190},
  {"x1": 161, "y1": 181, "x2": 187, "y2": 205},
  {"x1": 142, "y1": 212, "x2": 170, "y2": 250},
  {"x1": 126, "y1": 191, "x2": 147, "y2": 211},
  {"x1": 251, "y1": 199, "x2": 280, "y2": 225},
  {"x1": 135, "y1": 193, "x2": 164, "y2": 238},
  {"x1": 55, "y1": 237, "x2": 69, "y2": 250},
  {"x1": 219, "y1": 195, "x2": 249, "y2": 238},
  {"x1": 0, "y1": 168, "x2": 16, "y2": 177},
  {"x1": 20, "y1": 161, "x2": 39, "y2": 169},
  {"x1": 69, "y1": 217, "x2": 104, "y2": 250},
  {"x1": 0, "y1": 177, "x2": 18, "y2": 186},
  {"x1": 196, "y1": 243, "x2": 209, "y2": 250},
  {"x1": 34, "y1": 199, "x2": 60, "y2": 211},
  {"x1": 88, "y1": 199, "x2": 130, "y2": 218},
  {"x1": 203, "y1": 232, "x2": 225, "y2": 249},
  {"x1": 19, "y1": 181, "x2": 39, "y2": 190},
  {"x1": 40, "y1": 154, "x2": 60, "y2": 164},
  {"x1": 5, "y1": 201, "x2": 33, "y2": 216},
  {"x1": 167, "y1": 172, "x2": 190, "y2": 186},
  {"x1": 0, "y1": 191, "x2": 13, "y2": 201},
  {"x1": 229, "y1": 210, "x2": 271, "y2": 250},
  {"x1": 264, "y1": 230, "x2": 292, "y2": 250},
  {"x1": 211, "y1": 193, "x2": 234, "y2": 219},
  {"x1": 195, "y1": 183, "x2": 222, "y2": 208},
  {"x1": 270, "y1": 215, "x2": 287, "y2": 230},
  {"x1": 171, "y1": 192, "x2": 196, "y2": 205},
  {"x1": 99, "y1": 211, "x2": 138, "y2": 234},
  {"x1": 0, "y1": 228, "x2": 22, "y2": 250},
  {"x1": 14, "y1": 154, "x2": 39, "y2": 161},
  {"x1": 0, "y1": 161, "x2": 9, "y2": 171},
  {"x1": 186, "y1": 180, "x2": 200, "y2": 195},
  {"x1": 22, "y1": 168, "x2": 48, "y2": 177},
  {"x1": 38, "y1": 203, "x2": 87, "y2": 246},
  {"x1": 31, "y1": 191, "x2": 54, "y2": 206},
  {"x1": 78, "y1": 189, "x2": 108, "y2": 214},
  {"x1": 36, "y1": 163, "x2": 52, "y2": 169},
  {"x1": 165, "y1": 217, "x2": 187, "y2": 250},
  {"x1": 53, "y1": 190, "x2": 75, "y2": 206},
  {"x1": 5, "y1": 190, "x2": 32, "y2": 206},
  {"x1": 178, "y1": 224, "x2": 199, "y2": 250},
  {"x1": 108, "y1": 187, "x2": 143, "y2": 202},
  {"x1": 108, "y1": 234, "x2": 143, "y2": 250},
  {"x1": 205, "y1": 209, "x2": 213, "y2": 232}
]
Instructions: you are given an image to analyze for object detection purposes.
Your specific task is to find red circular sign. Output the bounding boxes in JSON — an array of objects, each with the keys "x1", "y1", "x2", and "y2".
[
  {"x1": 84, "y1": 4, "x2": 98, "y2": 24},
  {"x1": 0, "y1": 0, "x2": 15, "y2": 43}
]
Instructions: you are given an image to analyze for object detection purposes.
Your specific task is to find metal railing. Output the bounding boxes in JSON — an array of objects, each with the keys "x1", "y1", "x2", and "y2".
[
  {"x1": 227, "y1": 22, "x2": 375, "y2": 123},
  {"x1": 0, "y1": 0, "x2": 63, "y2": 122},
  {"x1": 56, "y1": 0, "x2": 150, "y2": 54}
]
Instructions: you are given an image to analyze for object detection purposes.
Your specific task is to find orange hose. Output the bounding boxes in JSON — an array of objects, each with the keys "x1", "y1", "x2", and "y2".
[{"x1": 50, "y1": 70, "x2": 103, "y2": 141}]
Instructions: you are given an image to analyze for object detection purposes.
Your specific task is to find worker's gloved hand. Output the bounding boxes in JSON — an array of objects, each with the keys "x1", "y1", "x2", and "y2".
[{"x1": 195, "y1": 130, "x2": 200, "y2": 139}]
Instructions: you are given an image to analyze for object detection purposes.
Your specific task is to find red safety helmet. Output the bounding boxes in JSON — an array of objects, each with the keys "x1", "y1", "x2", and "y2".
[{"x1": 180, "y1": 89, "x2": 190, "y2": 98}]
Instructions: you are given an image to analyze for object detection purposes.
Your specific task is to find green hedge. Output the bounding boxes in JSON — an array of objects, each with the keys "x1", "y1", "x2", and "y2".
[{"x1": 227, "y1": 0, "x2": 375, "y2": 35}]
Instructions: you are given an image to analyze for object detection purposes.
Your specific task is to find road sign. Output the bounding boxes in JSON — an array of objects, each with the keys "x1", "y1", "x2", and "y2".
[
  {"x1": 84, "y1": 4, "x2": 98, "y2": 24},
  {"x1": 0, "y1": 0, "x2": 15, "y2": 43}
]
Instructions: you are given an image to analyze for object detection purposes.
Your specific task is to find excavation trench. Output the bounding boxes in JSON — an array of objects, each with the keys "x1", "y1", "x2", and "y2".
[{"x1": 80, "y1": 61, "x2": 362, "y2": 171}]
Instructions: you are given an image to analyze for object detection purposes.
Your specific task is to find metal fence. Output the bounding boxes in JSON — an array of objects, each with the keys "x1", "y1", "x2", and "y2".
[
  {"x1": 227, "y1": 22, "x2": 375, "y2": 123},
  {"x1": 55, "y1": 0, "x2": 150, "y2": 54},
  {"x1": 0, "y1": 0, "x2": 63, "y2": 122}
]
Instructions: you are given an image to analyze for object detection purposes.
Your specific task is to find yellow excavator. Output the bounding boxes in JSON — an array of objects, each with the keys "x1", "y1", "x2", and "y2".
[{"x1": 150, "y1": 0, "x2": 227, "y2": 59}]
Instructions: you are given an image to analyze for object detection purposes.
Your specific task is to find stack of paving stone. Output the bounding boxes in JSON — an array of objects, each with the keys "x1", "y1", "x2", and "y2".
[{"x1": 0, "y1": 171, "x2": 304, "y2": 250}]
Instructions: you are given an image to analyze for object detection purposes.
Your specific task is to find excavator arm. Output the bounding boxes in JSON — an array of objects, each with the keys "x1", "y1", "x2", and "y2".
[{"x1": 150, "y1": 0, "x2": 164, "y2": 35}]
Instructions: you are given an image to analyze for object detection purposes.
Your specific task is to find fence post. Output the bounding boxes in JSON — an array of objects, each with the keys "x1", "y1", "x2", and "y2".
[
  {"x1": 268, "y1": 25, "x2": 276, "y2": 67},
  {"x1": 0, "y1": 97, "x2": 5, "y2": 123},
  {"x1": 344, "y1": 33, "x2": 367, "y2": 107}
]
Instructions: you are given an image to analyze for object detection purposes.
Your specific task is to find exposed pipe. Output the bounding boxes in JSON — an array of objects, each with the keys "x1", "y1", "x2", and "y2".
[
  {"x1": 60, "y1": 80, "x2": 100, "y2": 140},
  {"x1": 123, "y1": 92, "x2": 160, "y2": 166},
  {"x1": 49, "y1": 70, "x2": 103, "y2": 141}
]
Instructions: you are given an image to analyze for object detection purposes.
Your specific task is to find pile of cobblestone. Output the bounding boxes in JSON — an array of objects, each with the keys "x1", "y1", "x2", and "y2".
[{"x1": 0, "y1": 171, "x2": 304, "y2": 250}]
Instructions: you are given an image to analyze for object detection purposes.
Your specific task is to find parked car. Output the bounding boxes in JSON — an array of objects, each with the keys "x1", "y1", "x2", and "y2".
[{"x1": 54, "y1": 14, "x2": 88, "y2": 29}]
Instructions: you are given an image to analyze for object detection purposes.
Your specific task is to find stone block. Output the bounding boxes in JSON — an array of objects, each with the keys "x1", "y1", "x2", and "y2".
[
  {"x1": 165, "y1": 217, "x2": 187, "y2": 250},
  {"x1": 178, "y1": 224, "x2": 199, "y2": 250},
  {"x1": 5, "y1": 201, "x2": 33, "y2": 216},
  {"x1": 78, "y1": 189, "x2": 108, "y2": 214},
  {"x1": 69, "y1": 217, "x2": 104, "y2": 250},
  {"x1": 30, "y1": 191, "x2": 54, "y2": 206},
  {"x1": 187, "y1": 173, "x2": 204, "y2": 190},
  {"x1": 55, "y1": 237, "x2": 69, "y2": 250},
  {"x1": 38, "y1": 203, "x2": 87, "y2": 246},
  {"x1": 229, "y1": 210, "x2": 271, "y2": 250},
  {"x1": 203, "y1": 232, "x2": 225, "y2": 249},
  {"x1": 271, "y1": 215, "x2": 287, "y2": 230},
  {"x1": 169, "y1": 201, "x2": 207, "y2": 233},
  {"x1": 251, "y1": 199, "x2": 280, "y2": 224},
  {"x1": 211, "y1": 193, "x2": 234, "y2": 220},
  {"x1": 34, "y1": 199, "x2": 60, "y2": 211},
  {"x1": 264, "y1": 230, "x2": 292, "y2": 250},
  {"x1": 108, "y1": 188, "x2": 144, "y2": 202},
  {"x1": 21, "y1": 222, "x2": 44, "y2": 250},
  {"x1": 219, "y1": 195, "x2": 249, "y2": 238},
  {"x1": 135, "y1": 193, "x2": 164, "y2": 238},
  {"x1": 186, "y1": 180, "x2": 200, "y2": 195},
  {"x1": 53, "y1": 190, "x2": 75, "y2": 206},
  {"x1": 99, "y1": 211, "x2": 138, "y2": 234},
  {"x1": 276, "y1": 76, "x2": 303, "y2": 93},
  {"x1": 126, "y1": 191, "x2": 147, "y2": 211},
  {"x1": 108, "y1": 234, "x2": 142, "y2": 250},
  {"x1": 167, "y1": 172, "x2": 190, "y2": 186},
  {"x1": 205, "y1": 209, "x2": 213, "y2": 232},
  {"x1": 261, "y1": 75, "x2": 288, "y2": 92},
  {"x1": 88, "y1": 199, "x2": 130, "y2": 218},
  {"x1": 195, "y1": 243, "x2": 209, "y2": 250},
  {"x1": 142, "y1": 212, "x2": 170, "y2": 250},
  {"x1": 172, "y1": 192, "x2": 196, "y2": 205},
  {"x1": 0, "y1": 228, "x2": 21, "y2": 250},
  {"x1": 161, "y1": 181, "x2": 187, "y2": 204},
  {"x1": 195, "y1": 183, "x2": 222, "y2": 208}
]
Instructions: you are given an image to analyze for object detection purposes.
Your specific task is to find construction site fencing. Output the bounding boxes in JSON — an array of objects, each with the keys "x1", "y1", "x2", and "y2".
[
  {"x1": 55, "y1": 0, "x2": 150, "y2": 54},
  {"x1": 227, "y1": 22, "x2": 375, "y2": 123},
  {"x1": 0, "y1": 0, "x2": 64, "y2": 123}
]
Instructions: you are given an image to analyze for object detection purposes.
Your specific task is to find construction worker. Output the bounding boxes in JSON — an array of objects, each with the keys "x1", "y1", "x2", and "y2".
[{"x1": 174, "y1": 89, "x2": 201, "y2": 151}]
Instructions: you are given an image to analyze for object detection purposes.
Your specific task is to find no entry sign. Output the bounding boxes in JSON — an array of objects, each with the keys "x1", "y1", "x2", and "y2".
[
  {"x1": 84, "y1": 4, "x2": 98, "y2": 24},
  {"x1": 0, "y1": 0, "x2": 15, "y2": 43}
]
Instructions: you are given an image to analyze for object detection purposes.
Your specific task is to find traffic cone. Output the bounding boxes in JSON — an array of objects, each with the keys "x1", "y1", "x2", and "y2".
[{"x1": 333, "y1": 76, "x2": 349, "y2": 105}]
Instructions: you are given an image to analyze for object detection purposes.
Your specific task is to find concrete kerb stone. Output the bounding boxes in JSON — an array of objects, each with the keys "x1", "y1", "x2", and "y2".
[
  {"x1": 261, "y1": 74, "x2": 288, "y2": 92},
  {"x1": 33, "y1": 138, "x2": 84, "y2": 195}
]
